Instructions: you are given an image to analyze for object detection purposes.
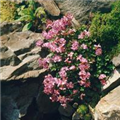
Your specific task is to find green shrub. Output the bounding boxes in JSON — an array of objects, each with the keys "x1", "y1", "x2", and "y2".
[
  {"x1": 90, "y1": 0, "x2": 120, "y2": 58},
  {"x1": 0, "y1": 0, "x2": 17, "y2": 22},
  {"x1": 16, "y1": 0, "x2": 47, "y2": 32}
]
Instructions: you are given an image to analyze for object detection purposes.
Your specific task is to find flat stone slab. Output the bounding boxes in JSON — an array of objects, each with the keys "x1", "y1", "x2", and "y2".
[
  {"x1": 94, "y1": 86, "x2": 120, "y2": 120},
  {"x1": 38, "y1": 0, "x2": 60, "y2": 16},
  {"x1": 112, "y1": 54, "x2": 120, "y2": 67},
  {"x1": 0, "y1": 31, "x2": 46, "y2": 81},
  {"x1": 103, "y1": 68, "x2": 120, "y2": 93}
]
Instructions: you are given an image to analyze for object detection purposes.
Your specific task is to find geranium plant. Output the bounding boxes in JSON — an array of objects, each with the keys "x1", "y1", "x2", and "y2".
[{"x1": 36, "y1": 14, "x2": 114, "y2": 108}]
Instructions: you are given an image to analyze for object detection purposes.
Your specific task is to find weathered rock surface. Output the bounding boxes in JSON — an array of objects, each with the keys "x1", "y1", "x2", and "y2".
[
  {"x1": 0, "y1": 31, "x2": 47, "y2": 81},
  {"x1": 94, "y1": 86, "x2": 120, "y2": 120},
  {"x1": 38, "y1": 0, "x2": 60, "y2": 16},
  {"x1": 55, "y1": 0, "x2": 113, "y2": 24},
  {"x1": 112, "y1": 54, "x2": 120, "y2": 67},
  {"x1": 0, "y1": 29, "x2": 60, "y2": 120},
  {"x1": 59, "y1": 104, "x2": 75, "y2": 117},
  {"x1": 103, "y1": 68, "x2": 120, "y2": 93},
  {"x1": 0, "y1": 21, "x2": 23, "y2": 35}
]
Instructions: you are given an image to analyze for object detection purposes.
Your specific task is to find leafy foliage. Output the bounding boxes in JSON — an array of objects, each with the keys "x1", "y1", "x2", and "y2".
[
  {"x1": 36, "y1": 14, "x2": 114, "y2": 108},
  {"x1": 90, "y1": 0, "x2": 120, "y2": 58},
  {"x1": 16, "y1": 0, "x2": 47, "y2": 32},
  {"x1": 0, "y1": 0, "x2": 17, "y2": 22}
]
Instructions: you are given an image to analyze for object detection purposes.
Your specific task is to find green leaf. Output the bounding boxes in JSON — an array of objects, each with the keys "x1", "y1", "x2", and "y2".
[{"x1": 22, "y1": 22, "x2": 32, "y2": 32}]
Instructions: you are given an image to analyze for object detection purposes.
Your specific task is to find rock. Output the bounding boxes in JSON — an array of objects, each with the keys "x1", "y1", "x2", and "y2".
[
  {"x1": 103, "y1": 68, "x2": 120, "y2": 93},
  {"x1": 59, "y1": 104, "x2": 75, "y2": 117},
  {"x1": 0, "y1": 31, "x2": 47, "y2": 81},
  {"x1": 1, "y1": 76, "x2": 42, "y2": 119},
  {"x1": 0, "y1": 46, "x2": 21, "y2": 66},
  {"x1": 38, "y1": 0, "x2": 60, "y2": 16},
  {"x1": 1, "y1": 96, "x2": 20, "y2": 120},
  {"x1": 0, "y1": 23, "x2": 60, "y2": 120},
  {"x1": 0, "y1": 21, "x2": 23, "y2": 35},
  {"x1": 94, "y1": 86, "x2": 120, "y2": 120},
  {"x1": 112, "y1": 54, "x2": 120, "y2": 67},
  {"x1": 55, "y1": 0, "x2": 112, "y2": 23}
]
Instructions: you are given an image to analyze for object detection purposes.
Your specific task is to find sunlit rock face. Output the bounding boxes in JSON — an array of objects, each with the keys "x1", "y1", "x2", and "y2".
[{"x1": 55, "y1": 0, "x2": 113, "y2": 24}]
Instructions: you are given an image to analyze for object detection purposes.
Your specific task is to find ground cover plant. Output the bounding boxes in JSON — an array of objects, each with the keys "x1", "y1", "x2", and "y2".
[
  {"x1": 16, "y1": 0, "x2": 47, "y2": 32},
  {"x1": 90, "y1": 0, "x2": 120, "y2": 58},
  {"x1": 36, "y1": 13, "x2": 114, "y2": 110}
]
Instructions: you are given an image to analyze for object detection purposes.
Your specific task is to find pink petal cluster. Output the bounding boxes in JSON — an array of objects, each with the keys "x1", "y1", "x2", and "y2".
[
  {"x1": 52, "y1": 55, "x2": 62, "y2": 63},
  {"x1": 38, "y1": 14, "x2": 106, "y2": 107},
  {"x1": 81, "y1": 43, "x2": 88, "y2": 49},
  {"x1": 42, "y1": 14, "x2": 73, "y2": 40},
  {"x1": 94, "y1": 44, "x2": 102, "y2": 56},
  {"x1": 78, "y1": 30, "x2": 90, "y2": 39},
  {"x1": 42, "y1": 38, "x2": 66, "y2": 53},
  {"x1": 38, "y1": 58, "x2": 50, "y2": 69},
  {"x1": 36, "y1": 40, "x2": 43, "y2": 47},
  {"x1": 59, "y1": 67, "x2": 69, "y2": 78},
  {"x1": 79, "y1": 71, "x2": 91, "y2": 80},
  {"x1": 71, "y1": 40, "x2": 79, "y2": 51},
  {"x1": 43, "y1": 74, "x2": 73, "y2": 107},
  {"x1": 99, "y1": 74, "x2": 106, "y2": 85}
]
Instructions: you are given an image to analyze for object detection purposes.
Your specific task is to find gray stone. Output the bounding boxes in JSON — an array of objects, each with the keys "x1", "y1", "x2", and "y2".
[
  {"x1": 1, "y1": 96, "x2": 20, "y2": 120},
  {"x1": 0, "y1": 21, "x2": 23, "y2": 35},
  {"x1": 0, "y1": 46, "x2": 21, "y2": 66},
  {"x1": 94, "y1": 86, "x2": 120, "y2": 120},
  {"x1": 55, "y1": 0, "x2": 112, "y2": 24},
  {"x1": 38, "y1": 0, "x2": 60, "y2": 16},
  {"x1": 0, "y1": 31, "x2": 46, "y2": 81},
  {"x1": 112, "y1": 54, "x2": 120, "y2": 67},
  {"x1": 103, "y1": 68, "x2": 120, "y2": 93},
  {"x1": 59, "y1": 104, "x2": 75, "y2": 117}
]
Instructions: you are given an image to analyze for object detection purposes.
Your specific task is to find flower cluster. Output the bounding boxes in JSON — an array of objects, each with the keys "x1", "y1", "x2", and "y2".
[{"x1": 36, "y1": 14, "x2": 113, "y2": 107}]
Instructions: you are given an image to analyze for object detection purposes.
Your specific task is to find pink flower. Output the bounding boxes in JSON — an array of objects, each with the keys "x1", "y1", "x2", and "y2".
[
  {"x1": 73, "y1": 90, "x2": 78, "y2": 94},
  {"x1": 43, "y1": 74, "x2": 55, "y2": 95},
  {"x1": 36, "y1": 40, "x2": 43, "y2": 47},
  {"x1": 84, "y1": 81, "x2": 91, "y2": 87},
  {"x1": 95, "y1": 48, "x2": 102, "y2": 56},
  {"x1": 99, "y1": 74, "x2": 106, "y2": 80},
  {"x1": 79, "y1": 80, "x2": 86, "y2": 86},
  {"x1": 79, "y1": 63, "x2": 90, "y2": 70},
  {"x1": 100, "y1": 79, "x2": 106, "y2": 85},
  {"x1": 80, "y1": 93, "x2": 85, "y2": 100},
  {"x1": 68, "y1": 52, "x2": 74, "y2": 59},
  {"x1": 77, "y1": 55, "x2": 82, "y2": 61},
  {"x1": 42, "y1": 31, "x2": 48, "y2": 38},
  {"x1": 38, "y1": 58, "x2": 50, "y2": 69},
  {"x1": 78, "y1": 30, "x2": 90, "y2": 39},
  {"x1": 69, "y1": 65, "x2": 76, "y2": 70},
  {"x1": 80, "y1": 57, "x2": 88, "y2": 63},
  {"x1": 79, "y1": 71, "x2": 91, "y2": 80},
  {"x1": 66, "y1": 82, "x2": 74, "y2": 89},
  {"x1": 52, "y1": 55, "x2": 62, "y2": 63},
  {"x1": 71, "y1": 40, "x2": 79, "y2": 51},
  {"x1": 94, "y1": 44, "x2": 102, "y2": 56},
  {"x1": 57, "y1": 95, "x2": 67, "y2": 104},
  {"x1": 64, "y1": 58, "x2": 71, "y2": 64},
  {"x1": 81, "y1": 44, "x2": 88, "y2": 49},
  {"x1": 56, "y1": 46, "x2": 65, "y2": 53},
  {"x1": 46, "y1": 19, "x2": 53, "y2": 29},
  {"x1": 50, "y1": 95, "x2": 58, "y2": 102},
  {"x1": 84, "y1": 30, "x2": 90, "y2": 37},
  {"x1": 59, "y1": 38, "x2": 66, "y2": 46}
]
